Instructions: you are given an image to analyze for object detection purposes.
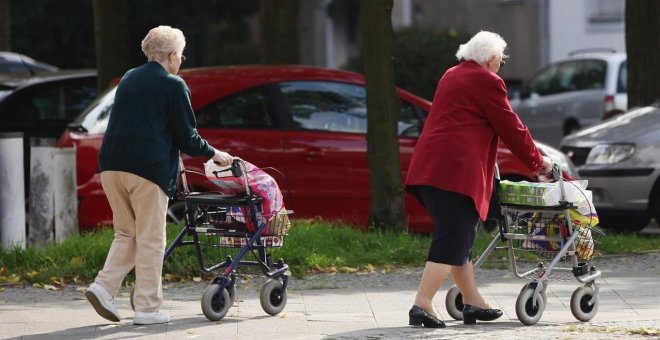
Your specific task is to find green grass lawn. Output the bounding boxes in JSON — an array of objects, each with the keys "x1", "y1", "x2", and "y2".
[{"x1": 0, "y1": 219, "x2": 658, "y2": 287}]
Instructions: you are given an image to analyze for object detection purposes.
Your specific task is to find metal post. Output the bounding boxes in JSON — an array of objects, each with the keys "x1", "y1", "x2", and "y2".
[{"x1": 0, "y1": 132, "x2": 26, "y2": 249}]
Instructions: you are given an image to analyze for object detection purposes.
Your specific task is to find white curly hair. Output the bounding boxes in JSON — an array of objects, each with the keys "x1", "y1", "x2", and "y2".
[
  {"x1": 141, "y1": 25, "x2": 186, "y2": 62},
  {"x1": 455, "y1": 31, "x2": 508, "y2": 65}
]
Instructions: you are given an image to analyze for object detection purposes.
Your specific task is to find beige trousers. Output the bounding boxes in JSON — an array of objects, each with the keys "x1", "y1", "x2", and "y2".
[{"x1": 96, "y1": 171, "x2": 169, "y2": 313}]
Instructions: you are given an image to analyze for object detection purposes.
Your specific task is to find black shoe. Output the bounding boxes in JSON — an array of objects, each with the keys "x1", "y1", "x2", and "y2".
[
  {"x1": 408, "y1": 305, "x2": 446, "y2": 328},
  {"x1": 462, "y1": 304, "x2": 503, "y2": 324}
]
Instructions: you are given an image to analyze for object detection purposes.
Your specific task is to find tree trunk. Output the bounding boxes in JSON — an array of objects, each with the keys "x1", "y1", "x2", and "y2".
[
  {"x1": 0, "y1": 0, "x2": 9, "y2": 50},
  {"x1": 625, "y1": 0, "x2": 660, "y2": 107},
  {"x1": 259, "y1": 0, "x2": 299, "y2": 64},
  {"x1": 92, "y1": 0, "x2": 131, "y2": 92},
  {"x1": 360, "y1": 0, "x2": 406, "y2": 232}
]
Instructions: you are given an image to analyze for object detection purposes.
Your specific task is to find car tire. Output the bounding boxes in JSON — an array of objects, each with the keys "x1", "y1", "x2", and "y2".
[
  {"x1": 166, "y1": 200, "x2": 187, "y2": 224},
  {"x1": 563, "y1": 120, "x2": 581, "y2": 136}
]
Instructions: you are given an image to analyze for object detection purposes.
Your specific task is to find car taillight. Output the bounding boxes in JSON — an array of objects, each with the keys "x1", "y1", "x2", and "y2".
[{"x1": 604, "y1": 95, "x2": 615, "y2": 113}]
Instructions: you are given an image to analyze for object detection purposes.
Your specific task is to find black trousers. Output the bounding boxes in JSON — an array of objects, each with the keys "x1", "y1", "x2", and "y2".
[{"x1": 414, "y1": 185, "x2": 480, "y2": 266}]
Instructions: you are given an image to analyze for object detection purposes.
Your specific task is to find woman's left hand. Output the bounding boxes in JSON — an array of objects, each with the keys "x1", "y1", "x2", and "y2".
[{"x1": 539, "y1": 156, "x2": 554, "y2": 175}]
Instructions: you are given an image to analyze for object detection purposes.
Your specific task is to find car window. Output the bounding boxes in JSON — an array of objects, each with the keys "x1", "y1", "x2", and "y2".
[
  {"x1": 279, "y1": 81, "x2": 421, "y2": 136},
  {"x1": 196, "y1": 87, "x2": 276, "y2": 129},
  {"x1": 617, "y1": 61, "x2": 627, "y2": 93},
  {"x1": 581, "y1": 59, "x2": 607, "y2": 90},
  {"x1": 529, "y1": 64, "x2": 558, "y2": 96},
  {"x1": 0, "y1": 78, "x2": 97, "y2": 124},
  {"x1": 75, "y1": 87, "x2": 116, "y2": 134},
  {"x1": 529, "y1": 61, "x2": 589, "y2": 96}
]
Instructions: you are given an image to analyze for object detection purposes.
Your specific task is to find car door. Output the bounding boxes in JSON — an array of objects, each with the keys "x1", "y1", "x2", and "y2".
[
  {"x1": 275, "y1": 80, "x2": 423, "y2": 226},
  {"x1": 192, "y1": 85, "x2": 287, "y2": 192}
]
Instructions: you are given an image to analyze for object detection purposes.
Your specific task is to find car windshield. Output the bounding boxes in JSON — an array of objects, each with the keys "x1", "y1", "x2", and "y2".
[{"x1": 73, "y1": 86, "x2": 116, "y2": 134}]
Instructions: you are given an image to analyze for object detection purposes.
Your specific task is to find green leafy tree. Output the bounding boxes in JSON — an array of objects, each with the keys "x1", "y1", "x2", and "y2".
[
  {"x1": 625, "y1": 0, "x2": 660, "y2": 107},
  {"x1": 0, "y1": 0, "x2": 9, "y2": 50},
  {"x1": 360, "y1": 0, "x2": 406, "y2": 231},
  {"x1": 93, "y1": 0, "x2": 131, "y2": 92},
  {"x1": 259, "y1": 0, "x2": 300, "y2": 64},
  {"x1": 345, "y1": 25, "x2": 465, "y2": 101}
]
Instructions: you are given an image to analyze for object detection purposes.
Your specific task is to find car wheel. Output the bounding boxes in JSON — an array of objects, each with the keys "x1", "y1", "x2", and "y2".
[
  {"x1": 166, "y1": 200, "x2": 187, "y2": 224},
  {"x1": 563, "y1": 120, "x2": 581, "y2": 136}
]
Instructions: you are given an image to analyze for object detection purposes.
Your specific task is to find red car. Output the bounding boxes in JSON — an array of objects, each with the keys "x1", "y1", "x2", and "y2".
[{"x1": 57, "y1": 65, "x2": 577, "y2": 233}]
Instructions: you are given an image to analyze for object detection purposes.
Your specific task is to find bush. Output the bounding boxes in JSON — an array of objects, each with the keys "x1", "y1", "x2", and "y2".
[{"x1": 344, "y1": 26, "x2": 468, "y2": 101}]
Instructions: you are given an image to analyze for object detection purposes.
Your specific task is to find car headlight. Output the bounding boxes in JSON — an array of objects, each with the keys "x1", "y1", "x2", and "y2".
[
  {"x1": 536, "y1": 143, "x2": 579, "y2": 179},
  {"x1": 586, "y1": 144, "x2": 635, "y2": 164}
]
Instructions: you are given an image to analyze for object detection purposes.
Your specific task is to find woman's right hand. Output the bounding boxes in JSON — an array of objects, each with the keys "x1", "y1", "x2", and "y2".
[
  {"x1": 539, "y1": 156, "x2": 554, "y2": 175},
  {"x1": 212, "y1": 149, "x2": 233, "y2": 167}
]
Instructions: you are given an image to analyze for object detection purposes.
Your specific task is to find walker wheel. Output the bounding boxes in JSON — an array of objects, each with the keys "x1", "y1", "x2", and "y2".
[
  {"x1": 444, "y1": 285, "x2": 464, "y2": 320},
  {"x1": 570, "y1": 286, "x2": 599, "y2": 322},
  {"x1": 260, "y1": 278, "x2": 287, "y2": 316},
  {"x1": 201, "y1": 283, "x2": 231, "y2": 321},
  {"x1": 520, "y1": 282, "x2": 547, "y2": 305},
  {"x1": 516, "y1": 283, "x2": 546, "y2": 325}
]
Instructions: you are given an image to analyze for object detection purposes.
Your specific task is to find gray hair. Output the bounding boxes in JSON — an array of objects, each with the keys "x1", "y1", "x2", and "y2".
[
  {"x1": 141, "y1": 25, "x2": 186, "y2": 62},
  {"x1": 455, "y1": 31, "x2": 507, "y2": 65}
]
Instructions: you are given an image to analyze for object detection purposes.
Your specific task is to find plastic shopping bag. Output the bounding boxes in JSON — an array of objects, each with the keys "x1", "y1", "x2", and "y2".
[{"x1": 204, "y1": 159, "x2": 286, "y2": 233}]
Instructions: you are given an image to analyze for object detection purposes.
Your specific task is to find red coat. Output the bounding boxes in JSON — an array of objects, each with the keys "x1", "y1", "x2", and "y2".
[{"x1": 405, "y1": 60, "x2": 543, "y2": 221}]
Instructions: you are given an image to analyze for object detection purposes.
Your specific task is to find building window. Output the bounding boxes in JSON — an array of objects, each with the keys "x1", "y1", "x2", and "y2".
[{"x1": 586, "y1": 0, "x2": 624, "y2": 30}]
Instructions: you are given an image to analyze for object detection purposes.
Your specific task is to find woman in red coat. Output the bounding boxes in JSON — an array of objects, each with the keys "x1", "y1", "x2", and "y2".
[{"x1": 405, "y1": 31, "x2": 553, "y2": 328}]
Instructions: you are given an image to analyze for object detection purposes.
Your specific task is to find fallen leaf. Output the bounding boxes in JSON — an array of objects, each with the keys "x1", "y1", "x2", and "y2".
[
  {"x1": 33, "y1": 283, "x2": 43, "y2": 288},
  {"x1": 193, "y1": 277, "x2": 202, "y2": 282},
  {"x1": 70, "y1": 257, "x2": 85, "y2": 268},
  {"x1": 44, "y1": 284, "x2": 59, "y2": 291}
]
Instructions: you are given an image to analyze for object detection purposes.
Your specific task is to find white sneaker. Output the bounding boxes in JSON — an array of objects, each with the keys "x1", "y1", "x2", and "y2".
[
  {"x1": 133, "y1": 311, "x2": 170, "y2": 325},
  {"x1": 85, "y1": 282, "x2": 121, "y2": 322}
]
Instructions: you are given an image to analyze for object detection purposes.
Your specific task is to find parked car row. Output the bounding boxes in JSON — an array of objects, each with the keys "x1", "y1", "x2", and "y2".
[
  {"x1": 561, "y1": 102, "x2": 660, "y2": 232},
  {"x1": 56, "y1": 65, "x2": 577, "y2": 233},
  {"x1": 511, "y1": 50, "x2": 627, "y2": 147},
  {"x1": 6, "y1": 58, "x2": 650, "y2": 233}
]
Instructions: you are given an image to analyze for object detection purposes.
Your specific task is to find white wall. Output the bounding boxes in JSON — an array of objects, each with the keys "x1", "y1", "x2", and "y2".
[{"x1": 548, "y1": 0, "x2": 625, "y2": 63}]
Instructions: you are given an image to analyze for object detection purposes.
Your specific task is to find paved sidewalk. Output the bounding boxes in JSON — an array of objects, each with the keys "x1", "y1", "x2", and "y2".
[{"x1": 1, "y1": 253, "x2": 659, "y2": 339}]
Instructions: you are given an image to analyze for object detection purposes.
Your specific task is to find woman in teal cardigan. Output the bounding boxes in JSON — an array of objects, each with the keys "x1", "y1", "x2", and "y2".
[{"x1": 85, "y1": 25, "x2": 233, "y2": 326}]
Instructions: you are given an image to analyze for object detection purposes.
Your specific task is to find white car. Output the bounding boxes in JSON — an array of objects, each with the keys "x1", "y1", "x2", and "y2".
[
  {"x1": 512, "y1": 50, "x2": 627, "y2": 147},
  {"x1": 561, "y1": 103, "x2": 660, "y2": 232}
]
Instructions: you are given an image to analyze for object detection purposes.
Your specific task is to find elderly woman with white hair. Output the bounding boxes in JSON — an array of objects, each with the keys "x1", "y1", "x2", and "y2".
[
  {"x1": 85, "y1": 26, "x2": 233, "y2": 325},
  {"x1": 405, "y1": 31, "x2": 553, "y2": 328}
]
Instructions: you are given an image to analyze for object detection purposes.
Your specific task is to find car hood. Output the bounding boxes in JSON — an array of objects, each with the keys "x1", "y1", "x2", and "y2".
[{"x1": 562, "y1": 106, "x2": 660, "y2": 147}]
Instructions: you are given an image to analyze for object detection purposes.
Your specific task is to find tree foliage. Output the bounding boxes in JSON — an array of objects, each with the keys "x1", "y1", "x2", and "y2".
[
  {"x1": 93, "y1": 0, "x2": 131, "y2": 91},
  {"x1": 625, "y1": 0, "x2": 660, "y2": 107},
  {"x1": 259, "y1": 0, "x2": 299, "y2": 64},
  {"x1": 0, "y1": 0, "x2": 10, "y2": 50},
  {"x1": 345, "y1": 25, "x2": 466, "y2": 101},
  {"x1": 8, "y1": 0, "x2": 260, "y2": 70}
]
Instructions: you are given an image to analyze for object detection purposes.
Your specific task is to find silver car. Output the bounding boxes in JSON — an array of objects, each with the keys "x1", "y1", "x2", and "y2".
[
  {"x1": 560, "y1": 103, "x2": 660, "y2": 232},
  {"x1": 512, "y1": 51, "x2": 627, "y2": 147}
]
